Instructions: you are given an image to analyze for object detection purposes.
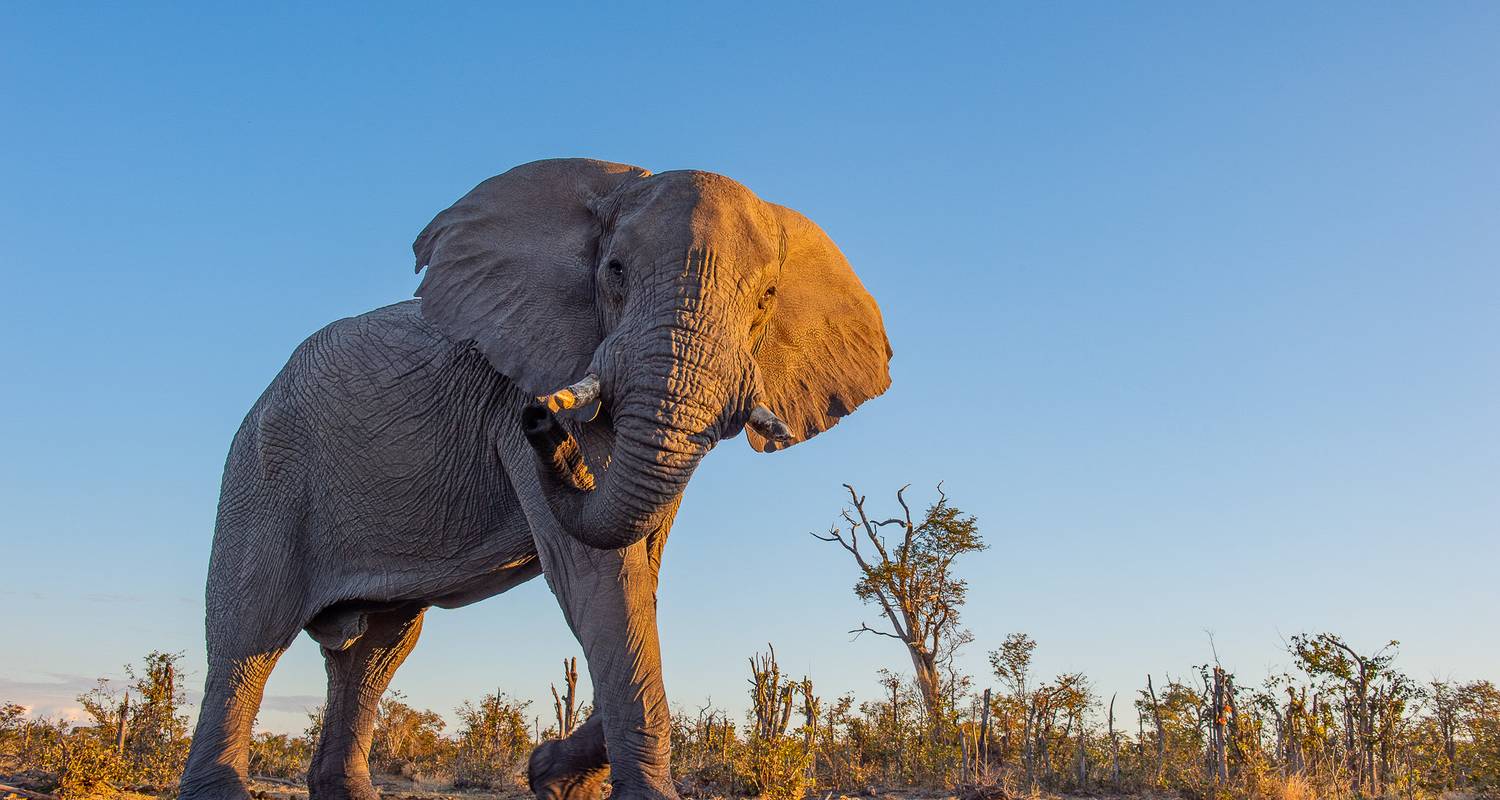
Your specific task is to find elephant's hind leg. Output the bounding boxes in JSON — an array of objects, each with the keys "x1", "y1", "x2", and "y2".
[
  {"x1": 180, "y1": 635, "x2": 294, "y2": 800},
  {"x1": 529, "y1": 714, "x2": 609, "y2": 800},
  {"x1": 308, "y1": 603, "x2": 426, "y2": 800}
]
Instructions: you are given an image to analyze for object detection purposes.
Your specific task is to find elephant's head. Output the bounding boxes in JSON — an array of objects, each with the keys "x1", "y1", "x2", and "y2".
[{"x1": 414, "y1": 159, "x2": 891, "y2": 549}]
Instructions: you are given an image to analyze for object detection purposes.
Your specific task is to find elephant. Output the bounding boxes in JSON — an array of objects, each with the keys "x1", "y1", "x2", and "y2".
[{"x1": 177, "y1": 158, "x2": 892, "y2": 800}]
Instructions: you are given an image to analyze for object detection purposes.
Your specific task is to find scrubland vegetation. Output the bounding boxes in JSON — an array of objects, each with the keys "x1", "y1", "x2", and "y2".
[{"x1": 4, "y1": 487, "x2": 1496, "y2": 799}]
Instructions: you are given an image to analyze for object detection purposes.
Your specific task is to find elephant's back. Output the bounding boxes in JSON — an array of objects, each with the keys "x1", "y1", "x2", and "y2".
[
  {"x1": 221, "y1": 300, "x2": 467, "y2": 490},
  {"x1": 258, "y1": 299, "x2": 513, "y2": 478},
  {"x1": 215, "y1": 299, "x2": 531, "y2": 600},
  {"x1": 289, "y1": 299, "x2": 451, "y2": 390}
]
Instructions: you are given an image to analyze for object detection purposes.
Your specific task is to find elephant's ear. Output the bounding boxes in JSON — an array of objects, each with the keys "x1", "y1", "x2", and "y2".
[
  {"x1": 414, "y1": 158, "x2": 651, "y2": 396},
  {"x1": 746, "y1": 205, "x2": 893, "y2": 452}
]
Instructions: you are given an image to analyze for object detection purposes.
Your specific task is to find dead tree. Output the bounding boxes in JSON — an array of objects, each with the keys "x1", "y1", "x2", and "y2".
[
  {"x1": 1204, "y1": 666, "x2": 1229, "y2": 786},
  {"x1": 961, "y1": 725, "x2": 971, "y2": 783},
  {"x1": 1108, "y1": 693, "x2": 1119, "y2": 787},
  {"x1": 550, "y1": 657, "x2": 579, "y2": 739},
  {"x1": 114, "y1": 692, "x2": 130, "y2": 754},
  {"x1": 1224, "y1": 670, "x2": 1239, "y2": 781},
  {"x1": 800, "y1": 677, "x2": 820, "y2": 744},
  {"x1": 749, "y1": 645, "x2": 795, "y2": 740},
  {"x1": 800, "y1": 676, "x2": 820, "y2": 778},
  {"x1": 978, "y1": 687, "x2": 992, "y2": 779},
  {"x1": 1280, "y1": 685, "x2": 1307, "y2": 776},
  {"x1": 814, "y1": 483, "x2": 985, "y2": 727},
  {"x1": 1022, "y1": 694, "x2": 1037, "y2": 785},
  {"x1": 1073, "y1": 715, "x2": 1087, "y2": 788},
  {"x1": 1147, "y1": 674, "x2": 1166, "y2": 785},
  {"x1": 1136, "y1": 705, "x2": 1145, "y2": 763}
]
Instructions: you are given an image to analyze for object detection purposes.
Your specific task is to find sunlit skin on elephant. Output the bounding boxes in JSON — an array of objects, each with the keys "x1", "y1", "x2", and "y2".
[{"x1": 177, "y1": 159, "x2": 893, "y2": 800}]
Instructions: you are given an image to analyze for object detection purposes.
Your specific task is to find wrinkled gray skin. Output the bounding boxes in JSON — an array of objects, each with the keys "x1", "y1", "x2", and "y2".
[{"x1": 178, "y1": 159, "x2": 892, "y2": 800}]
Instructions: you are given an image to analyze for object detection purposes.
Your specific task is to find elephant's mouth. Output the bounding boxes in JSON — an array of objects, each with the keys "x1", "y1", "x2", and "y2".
[
  {"x1": 520, "y1": 372, "x2": 793, "y2": 550},
  {"x1": 520, "y1": 402, "x2": 596, "y2": 493}
]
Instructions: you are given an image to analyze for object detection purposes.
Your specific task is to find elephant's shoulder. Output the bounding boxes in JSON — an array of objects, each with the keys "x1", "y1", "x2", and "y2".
[{"x1": 296, "y1": 301, "x2": 450, "y2": 372}]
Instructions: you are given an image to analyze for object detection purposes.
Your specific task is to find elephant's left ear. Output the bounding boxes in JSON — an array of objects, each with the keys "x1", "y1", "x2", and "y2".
[
  {"x1": 746, "y1": 205, "x2": 893, "y2": 452},
  {"x1": 412, "y1": 159, "x2": 649, "y2": 397}
]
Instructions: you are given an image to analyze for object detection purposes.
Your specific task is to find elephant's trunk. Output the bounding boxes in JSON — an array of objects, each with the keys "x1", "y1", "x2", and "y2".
[{"x1": 523, "y1": 344, "x2": 727, "y2": 550}]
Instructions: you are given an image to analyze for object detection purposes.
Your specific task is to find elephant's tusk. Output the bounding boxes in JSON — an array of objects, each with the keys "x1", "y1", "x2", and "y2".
[
  {"x1": 538, "y1": 374, "x2": 601, "y2": 414},
  {"x1": 746, "y1": 405, "x2": 794, "y2": 443}
]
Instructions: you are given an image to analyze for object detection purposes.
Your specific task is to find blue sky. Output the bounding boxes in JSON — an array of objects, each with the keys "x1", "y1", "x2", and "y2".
[{"x1": 2, "y1": 3, "x2": 1497, "y2": 734}]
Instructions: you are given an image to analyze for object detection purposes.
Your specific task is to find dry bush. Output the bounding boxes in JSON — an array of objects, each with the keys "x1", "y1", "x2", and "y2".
[
  {"x1": 43, "y1": 723, "x2": 127, "y2": 800},
  {"x1": 247, "y1": 731, "x2": 311, "y2": 779},
  {"x1": 450, "y1": 690, "x2": 532, "y2": 790},
  {"x1": 737, "y1": 735, "x2": 811, "y2": 800},
  {"x1": 1275, "y1": 773, "x2": 1316, "y2": 800},
  {"x1": 369, "y1": 691, "x2": 448, "y2": 779}
]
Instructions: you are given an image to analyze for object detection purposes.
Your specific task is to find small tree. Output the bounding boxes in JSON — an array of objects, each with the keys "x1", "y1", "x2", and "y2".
[
  {"x1": 989, "y1": 632, "x2": 1037, "y2": 767},
  {"x1": 248, "y1": 731, "x2": 313, "y2": 779},
  {"x1": 1455, "y1": 680, "x2": 1500, "y2": 788},
  {"x1": 0, "y1": 702, "x2": 30, "y2": 772},
  {"x1": 123, "y1": 651, "x2": 189, "y2": 786},
  {"x1": 73, "y1": 651, "x2": 189, "y2": 790},
  {"x1": 370, "y1": 690, "x2": 446, "y2": 776},
  {"x1": 1290, "y1": 633, "x2": 1401, "y2": 795},
  {"x1": 453, "y1": 690, "x2": 532, "y2": 790},
  {"x1": 814, "y1": 483, "x2": 986, "y2": 728}
]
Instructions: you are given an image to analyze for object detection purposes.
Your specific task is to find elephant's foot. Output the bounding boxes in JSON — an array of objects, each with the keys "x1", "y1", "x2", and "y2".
[
  {"x1": 177, "y1": 772, "x2": 254, "y2": 800},
  {"x1": 528, "y1": 739, "x2": 610, "y2": 800},
  {"x1": 604, "y1": 781, "x2": 680, "y2": 800},
  {"x1": 307, "y1": 771, "x2": 380, "y2": 800}
]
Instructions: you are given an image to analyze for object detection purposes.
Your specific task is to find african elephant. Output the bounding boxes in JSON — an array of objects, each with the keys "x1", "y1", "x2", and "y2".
[{"x1": 177, "y1": 158, "x2": 892, "y2": 800}]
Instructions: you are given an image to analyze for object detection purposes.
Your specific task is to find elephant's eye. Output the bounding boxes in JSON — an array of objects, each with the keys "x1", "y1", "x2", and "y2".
[
  {"x1": 759, "y1": 284, "x2": 776, "y2": 309},
  {"x1": 606, "y1": 259, "x2": 625, "y2": 278}
]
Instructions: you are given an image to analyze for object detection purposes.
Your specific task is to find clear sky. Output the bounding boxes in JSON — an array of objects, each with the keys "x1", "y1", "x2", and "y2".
[{"x1": 3, "y1": 4, "x2": 1497, "y2": 735}]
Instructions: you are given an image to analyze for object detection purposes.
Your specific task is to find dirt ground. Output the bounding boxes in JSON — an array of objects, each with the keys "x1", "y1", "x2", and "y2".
[
  {"x1": 239, "y1": 778, "x2": 1117, "y2": 800},
  {"x1": 245, "y1": 775, "x2": 535, "y2": 800},
  {"x1": 0, "y1": 776, "x2": 1127, "y2": 800},
  {"x1": 0, "y1": 777, "x2": 536, "y2": 800}
]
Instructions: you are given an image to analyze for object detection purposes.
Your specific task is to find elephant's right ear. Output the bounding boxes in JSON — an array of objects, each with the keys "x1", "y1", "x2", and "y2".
[
  {"x1": 414, "y1": 158, "x2": 651, "y2": 396},
  {"x1": 745, "y1": 205, "x2": 893, "y2": 452}
]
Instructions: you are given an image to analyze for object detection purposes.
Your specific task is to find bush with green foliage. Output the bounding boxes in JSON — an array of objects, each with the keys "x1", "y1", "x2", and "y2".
[
  {"x1": 450, "y1": 690, "x2": 532, "y2": 790},
  {"x1": 248, "y1": 731, "x2": 312, "y2": 779},
  {"x1": 37, "y1": 720, "x2": 126, "y2": 799},
  {"x1": 370, "y1": 690, "x2": 448, "y2": 778},
  {"x1": 737, "y1": 734, "x2": 811, "y2": 800}
]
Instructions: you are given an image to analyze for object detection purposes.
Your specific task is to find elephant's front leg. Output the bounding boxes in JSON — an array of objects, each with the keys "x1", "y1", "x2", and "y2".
[{"x1": 540, "y1": 532, "x2": 675, "y2": 800}]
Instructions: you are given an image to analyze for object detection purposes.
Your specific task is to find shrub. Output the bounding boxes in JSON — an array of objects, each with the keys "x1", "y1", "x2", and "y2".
[
  {"x1": 49, "y1": 725, "x2": 127, "y2": 800},
  {"x1": 248, "y1": 731, "x2": 312, "y2": 779},
  {"x1": 370, "y1": 691, "x2": 448, "y2": 778},
  {"x1": 738, "y1": 735, "x2": 812, "y2": 800},
  {"x1": 451, "y1": 691, "x2": 532, "y2": 790}
]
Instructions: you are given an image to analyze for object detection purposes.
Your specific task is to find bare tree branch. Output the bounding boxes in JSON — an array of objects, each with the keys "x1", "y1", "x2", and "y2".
[{"x1": 850, "y1": 622, "x2": 908, "y2": 641}]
